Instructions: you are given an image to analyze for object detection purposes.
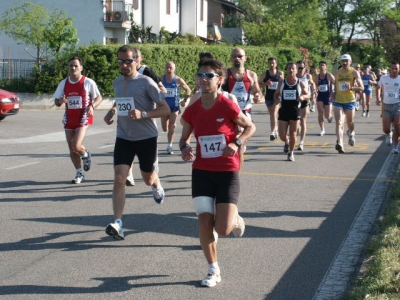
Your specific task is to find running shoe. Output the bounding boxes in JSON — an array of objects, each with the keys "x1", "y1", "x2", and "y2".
[
  {"x1": 71, "y1": 171, "x2": 85, "y2": 184},
  {"x1": 152, "y1": 185, "x2": 165, "y2": 204},
  {"x1": 310, "y1": 105, "x2": 315, "y2": 112},
  {"x1": 82, "y1": 150, "x2": 91, "y2": 171},
  {"x1": 348, "y1": 134, "x2": 355, "y2": 147},
  {"x1": 167, "y1": 145, "x2": 174, "y2": 154},
  {"x1": 283, "y1": 142, "x2": 289, "y2": 154},
  {"x1": 287, "y1": 152, "x2": 295, "y2": 161},
  {"x1": 361, "y1": 111, "x2": 366, "y2": 117},
  {"x1": 297, "y1": 142, "x2": 304, "y2": 151},
  {"x1": 328, "y1": 117, "x2": 333, "y2": 123},
  {"x1": 126, "y1": 174, "x2": 135, "y2": 186},
  {"x1": 105, "y1": 221, "x2": 124, "y2": 240},
  {"x1": 355, "y1": 101, "x2": 360, "y2": 111},
  {"x1": 200, "y1": 267, "x2": 221, "y2": 287},
  {"x1": 213, "y1": 229, "x2": 218, "y2": 244},
  {"x1": 320, "y1": 129, "x2": 325, "y2": 136},
  {"x1": 270, "y1": 132, "x2": 276, "y2": 141},
  {"x1": 386, "y1": 132, "x2": 393, "y2": 146},
  {"x1": 392, "y1": 145, "x2": 399, "y2": 154},
  {"x1": 335, "y1": 142, "x2": 345, "y2": 154},
  {"x1": 232, "y1": 214, "x2": 245, "y2": 237},
  {"x1": 366, "y1": 112, "x2": 370, "y2": 118}
]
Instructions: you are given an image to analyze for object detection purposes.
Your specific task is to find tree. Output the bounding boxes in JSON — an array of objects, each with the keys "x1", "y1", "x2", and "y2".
[{"x1": 0, "y1": 2, "x2": 78, "y2": 65}]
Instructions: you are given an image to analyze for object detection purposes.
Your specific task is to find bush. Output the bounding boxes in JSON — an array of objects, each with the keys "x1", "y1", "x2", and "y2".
[{"x1": 13, "y1": 43, "x2": 338, "y2": 95}]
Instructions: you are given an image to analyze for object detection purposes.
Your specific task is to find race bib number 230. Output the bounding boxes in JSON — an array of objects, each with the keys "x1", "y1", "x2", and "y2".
[{"x1": 115, "y1": 97, "x2": 135, "y2": 116}]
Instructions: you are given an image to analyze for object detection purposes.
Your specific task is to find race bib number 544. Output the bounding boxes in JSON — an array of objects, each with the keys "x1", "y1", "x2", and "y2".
[
  {"x1": 115, "y1": 97, "x2": 135, "y2": 116},
  {"x1": 199, "y1": 134, "x2": 226, "y2": 158}
]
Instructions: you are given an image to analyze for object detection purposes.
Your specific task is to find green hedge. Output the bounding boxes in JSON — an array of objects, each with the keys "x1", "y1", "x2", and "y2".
[{"x1": 3, "y1": 44, "x2": 334, "y2": 96}]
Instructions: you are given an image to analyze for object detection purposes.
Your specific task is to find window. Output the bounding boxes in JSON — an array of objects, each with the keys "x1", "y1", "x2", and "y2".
[
  {"x1": 167, "y1": 0, "x2": 171, "y2": 14},
  {"x1": 133, "y1": 0, "x2": 139, "y2": 10},
  {"x1": 200, "y1": 0, "x2": 204, "y2": 21},
  {"x1": 176, "y1": 0, "x2": 179, "y2": 13}
]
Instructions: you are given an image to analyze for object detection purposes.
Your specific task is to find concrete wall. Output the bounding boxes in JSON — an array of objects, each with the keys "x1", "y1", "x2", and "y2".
[
  {"x1": 18, "y1": 92, "x2": 263, "y2": 111},
  {"x1": 18, "y1": 94, "x2": 114, "y2": 111}
]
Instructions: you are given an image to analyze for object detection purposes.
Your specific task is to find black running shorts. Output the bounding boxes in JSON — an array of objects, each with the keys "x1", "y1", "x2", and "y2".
[
  {"x1": 113, "y1": 137, "x2": 158, "y2": 173},
  {"x1": 192, "y1": 169, "x2": 240, "y2": 205}
]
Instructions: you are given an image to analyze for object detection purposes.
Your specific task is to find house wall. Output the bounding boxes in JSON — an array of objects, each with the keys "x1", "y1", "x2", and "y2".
[
  {"x1": 143, "y1": 0, "x2": 180, "y2": 34},
  {"x1": 0, "y1": 0, "x2": 106, "y2": 60},
  {"x1": 181, "y1": 0, "x2": 208, "y2": 38}
]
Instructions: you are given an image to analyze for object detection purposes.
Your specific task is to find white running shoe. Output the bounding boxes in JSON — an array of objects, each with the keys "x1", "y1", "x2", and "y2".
[
  {"x1": 297, "y1": 142, "x2": 304, "y2": 151},
  {"x1": 72, "y1": 171, "x2": 85, "y2": 184},
  {"x1": 386, "y1": 132, "x2": 393, "y2": 146},
  {"x1": 126, "y1": 174, "x2": 135, "y2": 186},
  {"x1": 361, "y1": 111, "x2": 366, "y2": 117},
  {"x1": 152, "y1": 185, "x2": 165, "y2": 204},
  {"x1": 232, "y1": 214, "x2": 245, "y2": 237},
  {"x1": 366, "y1": 112, "x2": 370, "y2": 118},
  {"x1": 392, "y1": 145, "x2": 399, "y2": 154},
  {"x1": 213, "y1": 229, "x2": 218, "y2": 244},
  {"x1": 355, "y1": 101, "x2": 360, "y2": 111},
  {"x1": 82, "y1": 150, "x2": 91, "y2": 171},
  {"x1": 167, "y1": 145, "x2": 174, "y2": 154},
  {"x1": 105, "y1": 221, "x2": 124, "y2": 240},
  {"x1": 287, "y1": 152, "x2": 295, "y2": 161},
  {"x1": 320, "y1": 129, "x2": 325, "y2": 136},
  {"x1": 201, "y1": 267, "x2": 221, "y2": 287}
]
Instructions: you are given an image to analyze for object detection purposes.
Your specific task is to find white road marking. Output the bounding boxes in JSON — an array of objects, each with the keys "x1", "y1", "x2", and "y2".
[
  {"x1": 5, "y1": 161, "x2": 40, "y2": 170},
  {"x1": 98, "y1": 144, "x2": 115, "y2": 149},
  {"x1": 313, "y1": 153, "x2": 400, "y2": 300},
  {"x1": 0, "y1": 128, "x2": 114, "y2": 144}
]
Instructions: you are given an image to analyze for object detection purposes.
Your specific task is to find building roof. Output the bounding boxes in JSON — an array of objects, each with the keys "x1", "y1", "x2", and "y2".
[{"x1": 212, "y1": 0, "x2": 247, "y2": 14}]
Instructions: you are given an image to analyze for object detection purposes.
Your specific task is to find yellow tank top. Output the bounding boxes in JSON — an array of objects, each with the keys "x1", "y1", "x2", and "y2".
[{"x1": 335, "y1": 67, "x2": 356, "y2": 103}]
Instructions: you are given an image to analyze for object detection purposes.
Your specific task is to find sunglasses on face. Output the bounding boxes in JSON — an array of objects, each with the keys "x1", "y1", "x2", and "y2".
[
  {"x1": 231, "y1": 55, "x2": 244, "y2": 59},
  {"x1": 298, "y1": 67, "x2": 304, "y2": 70},
  {"x1": 117, "y1": 58, "x2": 137, "y2": 65},
  {"x1": 196, "y1": 72, "x2": 220, "y2": 79}
]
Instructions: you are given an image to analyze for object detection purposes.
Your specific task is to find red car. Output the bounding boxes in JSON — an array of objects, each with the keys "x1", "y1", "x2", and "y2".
[{"x1": 0, "y1": 88, "x2": 20, "y2": 121}]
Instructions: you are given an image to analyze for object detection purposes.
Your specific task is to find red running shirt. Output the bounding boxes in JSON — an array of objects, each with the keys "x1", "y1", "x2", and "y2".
[
  {"x1": 182, "y1": 93, "x2": 241, "y2": 171},
  {"x1": 63, "y1": 76, "x2": 93, "y2": 129}
]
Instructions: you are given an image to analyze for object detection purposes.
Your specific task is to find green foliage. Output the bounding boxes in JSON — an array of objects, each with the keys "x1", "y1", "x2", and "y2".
[
  {"x1": 342, "y1": 43, "x2": 388, "y2": 69},
  {"x1": 347, "y1": 174, "x2": 400, "y2": 299},
  {"x1": 23, "y1": 44, "x2": 310, "y2": 95},
  {"x1": 0, "y1": 3, "x2": 78, "y2": 64}
]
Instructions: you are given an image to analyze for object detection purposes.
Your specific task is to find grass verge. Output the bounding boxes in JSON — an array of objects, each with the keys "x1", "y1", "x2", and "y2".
[{"x1": 346, "y1": 173, "x2": 400, "y2": 299}]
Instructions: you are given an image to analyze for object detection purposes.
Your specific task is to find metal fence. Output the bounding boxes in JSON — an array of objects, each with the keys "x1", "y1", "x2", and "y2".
[{"x1": 0, "y1": 59, "x2": 36, "y2": 80}]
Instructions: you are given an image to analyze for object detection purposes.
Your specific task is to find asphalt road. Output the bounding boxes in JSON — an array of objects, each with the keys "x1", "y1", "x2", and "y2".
[{"x1": 1, "y1": 99, "x2": 398, "y2": 300}]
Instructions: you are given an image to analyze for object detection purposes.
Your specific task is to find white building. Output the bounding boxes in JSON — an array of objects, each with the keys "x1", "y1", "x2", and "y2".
[{"x1": 0, "y1": 0, "x2": 208, "y2": 60}]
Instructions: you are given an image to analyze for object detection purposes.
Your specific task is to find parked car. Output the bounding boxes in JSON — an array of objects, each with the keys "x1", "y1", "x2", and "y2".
[{"x1": 0, "y1": 89, "x2": 20, "y2": 121}]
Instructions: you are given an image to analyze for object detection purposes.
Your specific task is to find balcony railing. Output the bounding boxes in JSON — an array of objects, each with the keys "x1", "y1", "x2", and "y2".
[{"x1": 104, "y1": 1, "x2": 132, "y2": 22}]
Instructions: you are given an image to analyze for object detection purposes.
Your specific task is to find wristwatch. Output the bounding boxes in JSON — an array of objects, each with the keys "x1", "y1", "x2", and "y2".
[
  {"x1": 141, "y1": 111, "x2": 147, "y2": 118},
  {"x1": 235, "y1": 139, "x2": 243, "y2": 147}
]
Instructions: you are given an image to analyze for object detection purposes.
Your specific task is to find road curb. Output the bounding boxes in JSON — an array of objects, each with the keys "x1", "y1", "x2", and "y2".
[{"x1": 313, "y1": 151, "x2": 400, "y2": 300}]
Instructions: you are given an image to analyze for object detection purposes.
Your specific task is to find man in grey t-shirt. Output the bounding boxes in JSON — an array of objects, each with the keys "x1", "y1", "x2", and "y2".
[{"x1": 103, "y1": 44, "x2": 170, "y2": 240}]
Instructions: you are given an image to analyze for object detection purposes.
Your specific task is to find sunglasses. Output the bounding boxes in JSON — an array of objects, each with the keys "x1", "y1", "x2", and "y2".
[
  {"x1": 196, "y1": 72, "x2": 220, "y2": 79},
  {"x1": 117, "y1": 58, "x2": 137, "y2": 65},
  {"x1": 298, "y1": 67, "x2": 304, "y2": 70},
  {"x1": 231, "y1": 55, "x2": 244, "y2": 59}
]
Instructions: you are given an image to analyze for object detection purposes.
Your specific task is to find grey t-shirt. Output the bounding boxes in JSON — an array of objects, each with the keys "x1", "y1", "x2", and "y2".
[{"x1": 113, "y1": 74, "x2": 164, "y2": 141}]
